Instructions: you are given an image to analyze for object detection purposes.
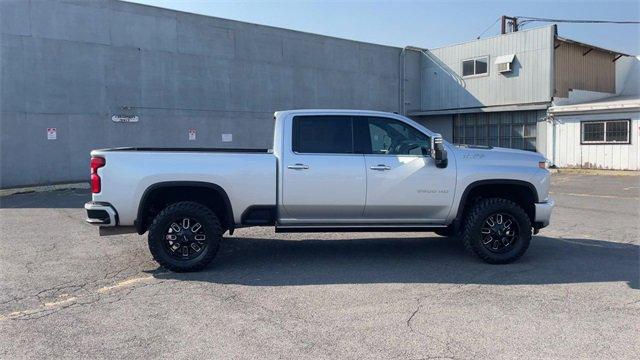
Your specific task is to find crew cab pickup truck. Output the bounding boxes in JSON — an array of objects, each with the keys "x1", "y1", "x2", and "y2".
[{"x1": 86, "y1": 109, "x2": 554, "y2": 272}]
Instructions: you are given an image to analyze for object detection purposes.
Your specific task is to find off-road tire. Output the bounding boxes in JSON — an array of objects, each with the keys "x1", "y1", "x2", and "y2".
[
  {"x1": 461, "y1": 198, "x2": 532, "y2": 264},
  {"x1": 148, "y1": 201, "x2": 222, "y2": 272}
]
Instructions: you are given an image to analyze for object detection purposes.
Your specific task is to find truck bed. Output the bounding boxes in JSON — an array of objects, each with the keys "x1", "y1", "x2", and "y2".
[{"x1": 90, "y1": 148, "x2": 277, "y2": 227}]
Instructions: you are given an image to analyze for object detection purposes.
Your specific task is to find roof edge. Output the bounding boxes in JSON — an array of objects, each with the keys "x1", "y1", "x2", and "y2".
[
  {"x1": 409, "y1": 102, "x2": 550, "y2": 116},
  {"x1": 555, "y1": 36, "x2": 631, "y2": 57}
]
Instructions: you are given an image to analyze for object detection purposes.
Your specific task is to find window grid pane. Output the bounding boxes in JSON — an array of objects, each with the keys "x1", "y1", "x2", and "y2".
[
  {"x1": 475, "y1": 58, "x2": 488, "y2": 75},
  {"x1": 582, "y1": 122, "x2": 605, "y2": 142},
  {"x1": 605, "y1": 121, "x2": 629, "y2": 142},
  {"x1": 452, "y1": 112, "x2": 540, "y2": 151},
  {"x1": 464, "y1": 117, "x2": 476, "y2": 144},
  {"x1": 462, "y1": 60, "x2": 474, "y2": 76},
  {"x1": 462, "y1": 57, "x2": 488, "y2": 76},
  {"x1": 453, "y1": 116, "x2": 464, "y2": 144},
  {"x1": 500, "y1": 116, "x2": 511, "y2": 148}
]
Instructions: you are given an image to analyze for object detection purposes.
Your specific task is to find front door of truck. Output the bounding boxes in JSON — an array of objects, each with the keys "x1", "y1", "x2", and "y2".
[
  {"x1": 356, "y1": 116, "x2": 456, "y2": 223},
  {"x1": 280, "y1": 115, "x2": 366, "y2": 224}
]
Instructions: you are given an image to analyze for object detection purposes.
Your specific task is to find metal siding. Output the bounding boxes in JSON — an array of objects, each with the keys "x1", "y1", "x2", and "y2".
[
  {"x1": 422, "y1": 26, "x2": 554, "y2": 111},
  {"x1": 553, "y1": 112, "x2": 639, "y2": 170},
  {"x1": 554, "y1": 41, "x2": 616, "y2": 98}
]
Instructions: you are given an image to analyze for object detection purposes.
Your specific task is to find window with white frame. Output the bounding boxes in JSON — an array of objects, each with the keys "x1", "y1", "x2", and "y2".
[
  {"x1": 581, "y1": 120, "x2": 630, "y2": 144},
  {"x1": 462, "y1": 56, "x2": 489, "y2": 77}
]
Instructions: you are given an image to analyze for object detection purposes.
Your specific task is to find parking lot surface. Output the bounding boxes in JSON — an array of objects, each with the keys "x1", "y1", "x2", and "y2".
[{"x1": 1, "y1": 173, "x2": 639, "y2": 359}]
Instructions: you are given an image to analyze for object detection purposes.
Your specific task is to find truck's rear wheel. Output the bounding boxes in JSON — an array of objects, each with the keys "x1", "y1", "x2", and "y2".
[
  {"x1": 461, "y1": 198, "x2": 531, "y2": 264},
  {"x1": 148, "y1": 201, "x2": 222, "y2": 272}
]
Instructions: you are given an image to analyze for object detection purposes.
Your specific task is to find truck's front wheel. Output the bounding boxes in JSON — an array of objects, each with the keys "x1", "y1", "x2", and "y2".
[
  {"x1": 148, "y1": 201, "x2": 222, "y2": 272},
  {"x1": 461, "y1": 198, "x2": 532, "y2": 264}
]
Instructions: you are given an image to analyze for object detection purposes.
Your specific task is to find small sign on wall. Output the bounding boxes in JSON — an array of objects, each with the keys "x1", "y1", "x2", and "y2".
[
  {"x1": 47, "y1": 128, "x2": 57, "y2": 140},
  {"x1": 188, "y1": 128, "x2": 197, "y2": 141},
  {"x1": 222, "y1": 133, "x2": 233, "y2": 142},
  {"x1": 112, "y1": 115, "x2": 139, "y2": 123}
]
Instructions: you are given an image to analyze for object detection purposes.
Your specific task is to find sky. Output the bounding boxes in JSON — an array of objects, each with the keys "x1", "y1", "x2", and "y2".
[{"x1": 128, "y1": 0, "x2": 640, "y2": 55}]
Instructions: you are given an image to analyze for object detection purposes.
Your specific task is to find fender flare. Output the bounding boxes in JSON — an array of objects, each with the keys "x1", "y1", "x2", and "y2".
[
  {"x1": 135, "y1": 181, "x2": 235, "y2": 235},
  {"x1": 455, "y1": 179, "x2": 539, "y2": 221}
]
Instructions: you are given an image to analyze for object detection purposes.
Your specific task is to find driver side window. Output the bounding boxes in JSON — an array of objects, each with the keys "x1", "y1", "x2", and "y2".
[{"x1": 367, "y1": 117, "x2": 430, "y2": 156}]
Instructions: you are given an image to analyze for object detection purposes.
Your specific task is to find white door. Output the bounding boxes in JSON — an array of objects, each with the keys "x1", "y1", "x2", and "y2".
[
  {"x1": 358, "y1": 116, "x2": 456, "y2": 223},
  {"x1": 280, "y1": 115, "x2": 366, "y2": 223}
]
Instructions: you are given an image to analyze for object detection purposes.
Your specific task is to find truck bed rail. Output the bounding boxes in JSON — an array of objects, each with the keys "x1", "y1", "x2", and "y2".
[{"x1": 96, "y1": 147, "x2": 271, "y2": 153}]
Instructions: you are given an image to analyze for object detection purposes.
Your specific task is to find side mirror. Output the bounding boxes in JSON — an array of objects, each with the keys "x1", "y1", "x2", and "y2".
[{"x1": 431, "y1": 136, "x2": 448, "y2": 168}]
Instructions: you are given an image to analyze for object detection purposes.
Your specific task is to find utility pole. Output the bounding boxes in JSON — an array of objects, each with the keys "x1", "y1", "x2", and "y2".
[{"x1": 501, "y1": 16, "x2": 519, "y2": 34}]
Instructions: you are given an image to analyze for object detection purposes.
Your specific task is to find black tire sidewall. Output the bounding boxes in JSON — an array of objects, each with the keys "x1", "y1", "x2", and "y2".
[
  {"x1": 465, "y1": 199, "x2": 532, "y2": 264},
  {"x1": 148, "y1": 202, "x2": 222, "y2": 272}
]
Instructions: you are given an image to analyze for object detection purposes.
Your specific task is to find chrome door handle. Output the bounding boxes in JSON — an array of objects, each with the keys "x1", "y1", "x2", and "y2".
[
  {"x1": 370, "y1": 164, "x2": 391, "y2": 171},
  {"x1": 287, "y1": 163, "x2": 309, "y2": 170}
]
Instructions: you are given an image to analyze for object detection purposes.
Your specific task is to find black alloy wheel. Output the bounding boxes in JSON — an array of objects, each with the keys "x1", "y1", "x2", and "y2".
[
  {"x1": 163, "y1": 217, "x2": 208, "y2": 260},
  {"x1": 461, "y1": 198, "x2": 532, "y2": 264},
  {"x1": 148, "y1": 201, "x2": 222, "y2": 272},
  {"x1": 480, "y1": 212, "x2": 519, "y2": 253}
]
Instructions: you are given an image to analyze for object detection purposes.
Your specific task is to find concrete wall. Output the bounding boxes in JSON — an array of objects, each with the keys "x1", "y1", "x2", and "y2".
[
  {"x1": 420, "y1": 26, "x2": 555, "y2": 111},
  {"x1": 0, "y1": 0, "x2": 412, "y2": 188}
]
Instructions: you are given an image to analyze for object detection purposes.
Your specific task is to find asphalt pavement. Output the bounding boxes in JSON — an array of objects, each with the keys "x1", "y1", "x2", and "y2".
[{"x1": 1, "y1": 173, "x2": 638, "y2": 359}]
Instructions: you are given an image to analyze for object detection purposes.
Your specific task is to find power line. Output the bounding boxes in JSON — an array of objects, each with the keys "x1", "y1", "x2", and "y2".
[
  {"x1": 476, "y1": 15, "x2": 638, "y2": 39},
  {"x1": 481, "y1": 15, "x2": 639, "y2": 35},
  {"x1": 516, "y1": 16, "x2": 639, "y2": 26},
  {"x1": 476, "y1": 17, "x2": 501, "y2": 39}
]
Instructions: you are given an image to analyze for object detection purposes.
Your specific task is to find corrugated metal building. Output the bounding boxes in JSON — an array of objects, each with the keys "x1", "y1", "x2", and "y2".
[
  {"x1": 404, "y1": 25, "x2": 636, "y2": 170},
  {"x1": 547, "y1": 56, "x2": 639, "y2": 170}
]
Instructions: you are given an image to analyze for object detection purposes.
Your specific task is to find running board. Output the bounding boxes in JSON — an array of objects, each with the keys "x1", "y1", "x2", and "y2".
[{"x1": 275, "y1": 225, "x2": 446, "y2": 233}]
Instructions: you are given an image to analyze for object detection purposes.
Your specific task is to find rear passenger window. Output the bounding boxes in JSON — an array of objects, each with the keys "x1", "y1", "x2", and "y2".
[{"x1": 292, "y1": 116, "x2": 353, "y2": 154}]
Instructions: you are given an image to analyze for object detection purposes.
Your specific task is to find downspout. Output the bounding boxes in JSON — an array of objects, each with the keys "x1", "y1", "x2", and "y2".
[
  {"x1": 547, "y1": 113, "x2": 557, "y2": 166},
  {"x1": 399, "y1": 48, "x2": 406, "y2": 115},
  {"x1": 549, "y1": 25, "x2": 558, "y2": 166},
  {"x1": 552, "y1": 116, "x2": 557, "y2": 166},
  {"x1": 401, "y1": 45, "x2": 466, "y2": 120},
  {"x1": 405, "y1": 46, "x2": 466, "y2": 87}
]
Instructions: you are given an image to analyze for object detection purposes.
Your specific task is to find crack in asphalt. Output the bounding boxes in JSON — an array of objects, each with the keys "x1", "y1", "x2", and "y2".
[
  {"x1": 406, "y1": 297, "x2": 423, "y2": 334},
  {"x1": 0, "y1": 264, "x2": 167, "y2": 321}
]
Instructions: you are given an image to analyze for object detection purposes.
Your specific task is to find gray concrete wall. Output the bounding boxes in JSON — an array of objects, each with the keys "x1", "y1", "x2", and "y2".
[{"x1": 0, "y1": 0, "x2": 412, "y2": 188}]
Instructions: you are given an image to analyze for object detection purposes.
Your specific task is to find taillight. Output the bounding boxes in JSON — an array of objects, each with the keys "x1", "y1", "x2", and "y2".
[{"x1": 90, "y1": 157, "x2": 105, "y2": 193}]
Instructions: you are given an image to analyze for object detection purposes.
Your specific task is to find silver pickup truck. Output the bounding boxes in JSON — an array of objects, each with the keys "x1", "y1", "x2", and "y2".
[{"x1": 86, "y1": 109, "x2": 554, "y2": 271}]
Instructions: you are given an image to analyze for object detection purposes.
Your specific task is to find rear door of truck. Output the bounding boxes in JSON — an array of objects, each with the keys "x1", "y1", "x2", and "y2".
[{"x1": 279, "y1": 115, "x2": 366, "y2": 223}]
